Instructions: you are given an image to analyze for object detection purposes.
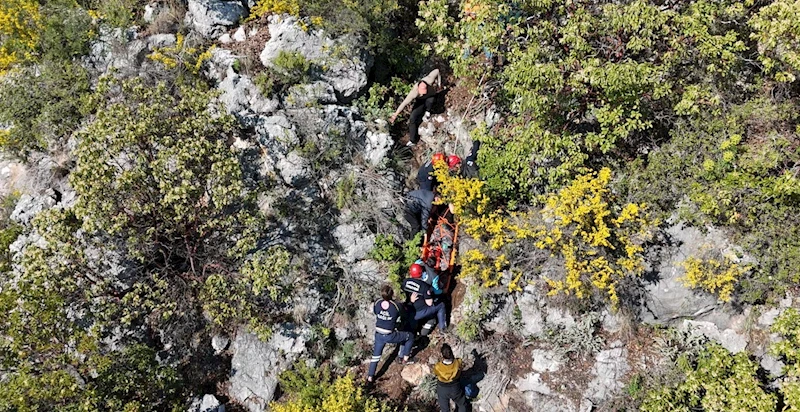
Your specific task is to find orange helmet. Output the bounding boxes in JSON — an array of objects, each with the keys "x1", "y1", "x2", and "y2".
[
  {"x1": 447, "y1": 155, "x2": 462, "y2": 169},
  {"x1": 432, "y1": 153, "x2": 446, "y2": 165},
  {"x1": 409, "y1": 263, "x2": 423, "y2": 279}
]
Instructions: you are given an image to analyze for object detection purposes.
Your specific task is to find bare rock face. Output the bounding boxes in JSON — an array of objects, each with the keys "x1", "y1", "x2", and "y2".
[
  {"x1": 185, "y1": 0, "x2": 247, "y2": 39},
  {"x1": 226, "y1": 325, "x2": 308, "y2": 412},
  {"x1": 259, "y1": 15, "x2": 372, "y2": 100},
  {"x1": 400, "y1": 363, "x2": 431, "y2": 386}
]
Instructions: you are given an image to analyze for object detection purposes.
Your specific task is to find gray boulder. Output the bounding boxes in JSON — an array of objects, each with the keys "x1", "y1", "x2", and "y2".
[
  {"x1": 212, "y1": 335, "x2": 230, "y2": 354},
  {"x1": 185, "y1": 0, "x2": 247, "y2": 39},
  {"x1": 333, "y1": 221, "x2": 375, "y2": 263},
  {"x1": 681, "y1": 320, "x2": 748, "y2": 353},
  {"x1": 11, "y1": 191, "x2": 57, "y2": 225},
  {"x1": 583, "y1": 344, "x2": 629, "y2": 402},
  {"x1": 284, "y1": 81, "x2": 337, "y2": 108},
  {"x1": 188, "y1": 394, "x2": 225, "y2": 412},
  {"x1": 276, "y1": 151, "x2": 310, "y2": 187},
  {"x1": 518, "y1": 285, "x2": 546, "y2": 336},
  {"x1": 219, "y1": 74, "x2": 280, "y2": 119},
  {"x1": 227, "y1": 325, "x2": 308, "y2": 412},
  {"x1": 260, "y1": 15, "x2": 371, "y2": 100},
  {"x1": 364, "y1": 129, "x2": 392, "y2": 167},
  {"x1": 641, "y1": 223, "x2": 745, "y2": 326}
]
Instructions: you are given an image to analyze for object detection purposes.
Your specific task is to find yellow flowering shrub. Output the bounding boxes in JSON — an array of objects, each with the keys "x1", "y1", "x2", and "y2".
[
  {"x1": 461, "y1": 249, "x2": 509, "y2": 288},
  {"x1": 539, "y1": 168, "x2": 654, "y2": 307},
  {"x1": 271, "y1": 373, "x2": 389, "y2": 412},
  {"x1": 247, "y1": 0, "x2": 300, "y2": 22},
  {"x1": 147, "y1": 34, "x2": 215, "y2": 74},
  {"x1": 680, "y1": 256, "x2": 748, "y2": 302},
  {"x1": 0, "y1": 0, "x2": 41, "y2": 72}
]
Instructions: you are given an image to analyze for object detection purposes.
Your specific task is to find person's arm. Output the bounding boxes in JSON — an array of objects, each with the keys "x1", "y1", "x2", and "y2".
[
  {"x1": 422, "y1": 69, "x2": 441, "y2": 87},
  {"x1": 421, "y1": 204, "x2": 431, "y2": 231},
  {"x1": 390, "y1": 86, "x2": 418, "y2": 123}
]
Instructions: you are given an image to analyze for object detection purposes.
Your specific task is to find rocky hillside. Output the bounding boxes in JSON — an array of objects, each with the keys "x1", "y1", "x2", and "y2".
[{"x1": 3, "y1": 0, "x2": 800, "y2": 411}]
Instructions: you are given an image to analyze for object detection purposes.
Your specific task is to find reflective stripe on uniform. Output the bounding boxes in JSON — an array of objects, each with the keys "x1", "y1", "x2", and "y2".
[
  {"x1": 422, "y1": 323, "x2": 434, "y2": 329},
  {"x1": 375, "y1": 327, "x2": 393, "y2": 335}
]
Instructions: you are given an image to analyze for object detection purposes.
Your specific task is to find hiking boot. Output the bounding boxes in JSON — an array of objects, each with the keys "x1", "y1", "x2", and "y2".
[{"x1": 398, "y1": 357, "x2": 417, "y2": 366}]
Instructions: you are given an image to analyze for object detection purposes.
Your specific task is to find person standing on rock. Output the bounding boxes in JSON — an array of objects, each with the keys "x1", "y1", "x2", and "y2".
[
  {"x1": 389, "y1": 69, "x2": 442, "y2": 147},
  {"x1": 461, "y1": 141, "x2": 481, "y2": 179},
  {"x1": 434, "y1": 343, "x2": 469, "y2": 412},
  {"x1": 367, "y1": 284, "x2": 416, "y2": 383}
]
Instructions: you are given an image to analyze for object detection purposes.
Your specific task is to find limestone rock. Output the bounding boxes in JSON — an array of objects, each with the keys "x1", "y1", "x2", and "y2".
[
  {"x1": 364, "y1": 130, "x2": 392, "y2": 167},
  {"x1": 227, "y1": 325, "x2": 308, "y2": 412},
  {"x1": 212, "y1": 335, "x2": 230, "y2": 354},
  {"x1": 276, "y1": 151, "x2": 310, "y2": 187},
  {"x1": 188, "y1": 394, "x2": 225, "y2": 412},
  {"x1": 641, "y1": 223, "x2": 746, "y2": 326},
  {"x1": 218, "y1": 73, "x2": 280, "y2": 119},
  {"x1": 518, "y1": 286, "x2": 545, "y2": 336},
  {"x1": 400, "y1": 363, "x2": 430, "y2": 386},
  {"x1": 260, "y1": 16, "x2": 371, "y2": 100},
  {"x1": 333, "y1": 221, "x2": 376, "y2": 263},
  {"x1": 351, "y1": 259, "x2": 382, "y2": 283},
  {"x1": 284, "y1": 81, "x2": 337, "y2": 108},
  {"x1": 682, "y1": 320, "x2": 748, "y2": 353},
  {"x1": 516, "y1": 373, "x2": 552, "y2": 395},
  {"x1": 583, "y1": 346, "x2": 629, "y2": 402},
  {"x1": 531, "y1": 349, "x2": 564, "y2": 373},
  {"x1": 185, "y1": 0, "x2": 247, "y2": 39},
  {"x1": 233, "y1": 26, "x2": 247, "y2": 42},
  {"x1": 11, "y1": 191, "x2": 57, "y2": 225}
]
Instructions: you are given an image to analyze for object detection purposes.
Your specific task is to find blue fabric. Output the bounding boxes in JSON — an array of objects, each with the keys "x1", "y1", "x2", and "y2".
[
  {"x1": 367, "y1": 330, "x2": 414, "y2": 378},
  {"x1": 373, "y1": 299, "x2": 402, "y2": 332},
  {"x1": 414, "y1": 302, "x2": 446, "y2": 331}
]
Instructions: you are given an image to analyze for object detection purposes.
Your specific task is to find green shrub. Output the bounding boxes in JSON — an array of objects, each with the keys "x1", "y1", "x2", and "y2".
[
  {"x1": 0, "y1": 61, "x2": 91, "y2": 158},
  {"x1": 641, "y1": 343, "x2": 776, "y2": 412}
]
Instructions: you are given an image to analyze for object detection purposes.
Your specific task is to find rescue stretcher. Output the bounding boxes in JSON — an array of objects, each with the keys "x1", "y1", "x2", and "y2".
[{"x1": 421, "y1": 203, "x2": 459, "y2": 293}]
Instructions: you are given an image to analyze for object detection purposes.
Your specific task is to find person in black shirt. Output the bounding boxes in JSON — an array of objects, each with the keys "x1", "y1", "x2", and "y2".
[
  {"x1": 402, "y1": 264, "x2": 447, "y2": 335},
  {"x1": 367, "y1": 284, "x2": 415, "y2": 382}
]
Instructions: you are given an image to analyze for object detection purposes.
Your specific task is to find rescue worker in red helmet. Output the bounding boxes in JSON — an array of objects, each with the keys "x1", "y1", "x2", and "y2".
[
  {"x1": 446, "y1": 154, "x2": 461, "y2": 170},
  {"x1": 402, "y1": 263, "x2": 447, "y2": 335},
  {"x1": 418, "y1": 152, "x2": 446, "y2": 191}
]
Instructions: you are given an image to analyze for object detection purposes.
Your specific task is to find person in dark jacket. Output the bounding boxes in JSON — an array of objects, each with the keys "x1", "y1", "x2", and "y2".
[
  {"x1": 389, "y1": 69, "x2": 442, "y2": 147},
  {"x1": 434, "y1": 344, "x2": 469, "y2": 412},
  {"x1": 417, "y1": 152, "x2": 445, "y2": 191},
  {"x1": 461, "y1": 141, "x2": 480, "y2": 179},
  {"x1": 367, "y1": 284, "x2": 415, "y2": 383},
  {"x1": 402, "y1": 264, "x2": 447, "y2": 335},
  {"x1": 404, "y1": 189, "x2": 437, "y2": 234}
]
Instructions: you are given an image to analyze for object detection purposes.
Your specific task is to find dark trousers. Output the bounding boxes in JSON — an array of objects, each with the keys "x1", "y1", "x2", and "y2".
[
  {"x1": 408, "y1": 96, "x2": 435, "y2": 144},
  {"x1": 437, "y1": 382, "x2": 468, "y2": 412},
  {"x1": 367, "y1": 330, "x2": 414, "y2": 378},
  {"x1": 404, "y1": 208, "x2": 422, "y2": 233},
  {"x1": 414, "y1": 302, "x2": 447, "y2": 332}
]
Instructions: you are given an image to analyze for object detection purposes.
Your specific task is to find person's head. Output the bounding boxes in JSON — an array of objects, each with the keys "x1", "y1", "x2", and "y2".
[
  {"x1": 381, "y1": 284, "x2": 394, "y2": 301},
  {"x1": 432, "y1": 152, "x2": 445, "y2": 165},
  {"x1": 441, "y1": 343, "x2": 454, "y2": 360},
  {"x1": 409, "y1": 263, "x2": 423, "y2": 279},
  {"x1": 417, "y1": 81, "x2": 429, "y2": 96},
  {"x1": 447, "y1": 155, "x2": 461, "y2": 170}
]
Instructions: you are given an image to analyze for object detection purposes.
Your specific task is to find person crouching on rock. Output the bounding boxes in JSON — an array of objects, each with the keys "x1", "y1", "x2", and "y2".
[
  {"x1": 434, "y1": 343, "x2": 469, "y2": 412},
  {"x1": 402, "y1": 263, "x2": 447, "y2": 336},
  {"x1": 367, "y1": 284, "x2": 416, "y2": 383},
  {"x1": 389, "y1": 69, "x2": 442, "y2": 147}
]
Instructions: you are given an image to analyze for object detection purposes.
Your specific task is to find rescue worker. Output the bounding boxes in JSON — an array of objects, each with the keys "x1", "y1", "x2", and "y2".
[
  {"x1": 404, "y1": 189, "x2": 438, "y2": 234},
  {"x1": 446, "y1": 155, "x2": 462, "y2": 173},
  {"x1": 461, "y1": 141, "x2": 480, "y2": 179},
  {"x1": 417, "y1": 152, "x2": 446, "y2": 191},
  {"x1": 389, "y1": 69, "x2": 442, "y2": 147},
  {"x1": 434, "y1": 343, "x2": 469, "y2": 412},
  {"x1": 402, "y1": 263, "x2": 447, "y2": 335},
  {"x1": 416, "y1": 258, "x2": 444, "y2": 295},
  {"x1": 367, "y1": 284, "x2": 416, "y2": 383}
]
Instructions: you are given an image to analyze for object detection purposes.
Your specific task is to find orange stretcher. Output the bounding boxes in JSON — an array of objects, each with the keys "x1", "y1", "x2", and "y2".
[{"x1": 421, "y1": 204, "x2": 459, "y2": 292}]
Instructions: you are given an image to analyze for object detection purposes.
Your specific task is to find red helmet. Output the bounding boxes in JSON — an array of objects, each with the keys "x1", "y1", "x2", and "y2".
[
  {"x1": 409, "y1": 263, "x2": 423, "y2": 279},
  {"x1": 432, "y1": 153, "x2": 446, "y2": 165},
  {"x1": 447, "y1": 155, "x2": 462, "y2": 169}
]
